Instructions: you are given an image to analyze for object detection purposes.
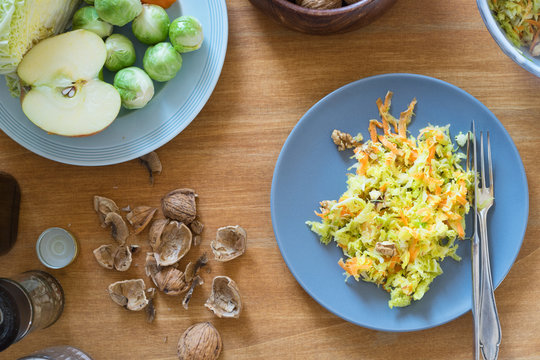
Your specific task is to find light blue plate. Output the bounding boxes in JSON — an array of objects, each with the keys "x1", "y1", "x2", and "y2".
[
  {"x1": 0, "y1": 0, "x2": 228, "y2": 166},
  {"x1": 271, "y1": 73, "x2": 529, "y2": 332}
]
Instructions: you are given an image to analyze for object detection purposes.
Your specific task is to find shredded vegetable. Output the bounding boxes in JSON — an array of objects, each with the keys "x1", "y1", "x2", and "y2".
[
  {"x1": 306, "y1": 92, "x2": 473, "y2": 308},
  {"x1": 489, "y1": 0, "x2": 540, "y2": 55}
]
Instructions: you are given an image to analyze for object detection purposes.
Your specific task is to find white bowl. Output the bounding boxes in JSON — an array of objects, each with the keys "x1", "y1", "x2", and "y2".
[{"x1": 477, "y1": 0, "x2": 540, "y2": 77}]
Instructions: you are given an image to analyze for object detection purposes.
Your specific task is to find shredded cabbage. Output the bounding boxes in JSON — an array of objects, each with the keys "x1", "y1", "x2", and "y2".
[
  {"x1": 488, "y1": 0, "x2": 540, "y2": 54},
  {"x1": 0, "y1": 0, "x2": 80, "y2": 95},
  {"x1": 306, "y1": 92, "x2": 473, "y2": 308}
]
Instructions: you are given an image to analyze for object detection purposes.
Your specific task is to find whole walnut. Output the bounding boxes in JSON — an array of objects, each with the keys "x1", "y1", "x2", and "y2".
[
  {"x1": 295, "y1": 0, "x2": 341, "y2": 10},
  {"x1": 162, "y1": 188, "x2": 197, "y2": 224},
  {"x1": 177, "y1": 322, "x2": 222, "y2": 360}
]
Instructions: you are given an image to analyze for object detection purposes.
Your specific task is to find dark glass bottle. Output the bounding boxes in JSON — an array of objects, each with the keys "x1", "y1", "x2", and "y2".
[
  {"x1": 0, "y1": 270, "x2": 64, "y2": 352},
  {"x1": 0, "y1": 172, "x2": 20, "y2": 255}
]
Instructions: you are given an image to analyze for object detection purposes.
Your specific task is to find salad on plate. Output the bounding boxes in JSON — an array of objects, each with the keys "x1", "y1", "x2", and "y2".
[{"x1": 307, "y1": 92, "x2": 473, "y2": 308}]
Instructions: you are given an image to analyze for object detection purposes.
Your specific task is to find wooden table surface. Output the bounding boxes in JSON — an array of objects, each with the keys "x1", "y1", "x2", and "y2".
[{"x1": 1, "y1": 0, "x2": 539, "y2": 359}]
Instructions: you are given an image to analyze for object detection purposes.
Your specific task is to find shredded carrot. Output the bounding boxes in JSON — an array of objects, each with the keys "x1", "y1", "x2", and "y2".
[
  {"x1": 398, "y1": 98, "x2": 417, "y2": 137},
  {"x1": 399, "y1": 209, "x2": 408, "y2": 226},
  {"x1": 370, "y1": 143, "x2": 381, "y2": 154},
  {"x1": 376, "y1": 98, "x2": 392, "y2": 135},
  {"x1": 450, "y1": 220, "x2": 465, "y2": 238},
  {"x1": 338, "y1": 243, "x2": 347, "y2": 249},
  {"x1": 455, "y1": 194, "x2": 467, "y2": 206},
  {"x1": 525, "y1": 19, "x2": 540, "y2": 27},
  {"x1": 388, "y1": 255, "x2": 401, "y2": 272},
  {"x1": 385, "y1": 153, "x2": 396, "y2": 166},
  {"x1": 426, "y1": 145, "x2": 437, "y2": 163},
  {"x1": 369, "y1": 120, "x2": 382, "y2": 142},
  {"x1": 339, "y1": 258, "x2": 372, "y2": 276},
  {"x1": 409, "y1": 238, "x2": 419, "y2": 263},
  {"x1": 356, "y1": 151, "x2": 369, "y2": 175},
  {"x1": 445, "y1": 212, "x2": 462, "y2": 221},
  {"x1": 379, "y1": 136, "x2": 404, "y2": 156},
  {"x1": 380, "y1": 182, "x2": 388, "y2": 192},
  {"x1": 339, "y1": 206, "x2": 352, "y2": 216},
  {"x1": 383, "y1": 91, "x2": 393, "y2": 109}
]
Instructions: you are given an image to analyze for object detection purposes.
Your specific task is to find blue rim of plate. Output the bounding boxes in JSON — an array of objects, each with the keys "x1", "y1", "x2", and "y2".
[
  {"x1": 476, "y1": 0, "x2": 540, "y2": 77},
  {"x1": 0, "y1": 0, "x2": 228, "y2": 166},
  {"x1": 270, "y1": 73, "x2": 529, "y2": 332}
]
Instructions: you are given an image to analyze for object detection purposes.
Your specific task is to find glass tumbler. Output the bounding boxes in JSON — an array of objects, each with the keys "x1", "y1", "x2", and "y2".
[
  {"x1": 0, "y1": 270, "x2": 64, "y2": 352},
  {"x1": 17, "y1": 345, "x2": 93, "y2": 360}
]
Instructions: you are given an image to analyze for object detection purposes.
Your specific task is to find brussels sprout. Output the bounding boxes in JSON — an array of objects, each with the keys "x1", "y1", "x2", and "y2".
[
  {"x1": 73, "y1": 6, "x2": 113, "y2": 38},
  {"x1": 169, "y1": 16, "x2": 203, "y2": 53},
  {"x1": 95, "y1": 0, "x2": 142, "y2": 27},
  {"x1": 105, "y1": 34, "x2": 136, "y2": 71},
  {"x1": 143, "y1": 42, "x2": 182, "y2": 82},
  {"x1": 132, "y1": 4, "x2": 170, "y2": 45},
  {"x1": 113, "y1": 67, "x2": 154, "y2": 109}
]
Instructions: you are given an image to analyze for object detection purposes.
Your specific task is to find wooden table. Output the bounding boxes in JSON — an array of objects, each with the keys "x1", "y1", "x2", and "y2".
[{"x1": 1, "y1": 0, "x2": 539, "y2": 359}]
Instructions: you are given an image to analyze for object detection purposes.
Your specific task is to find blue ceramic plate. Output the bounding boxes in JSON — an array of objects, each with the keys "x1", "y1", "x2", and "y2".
[
  {"x1": 271, "y1": 73, "x2": 528, "y2": 332},
  {"x1": 0, "y1": 0, "x2": 228, "y2": 166},
  {"x1": 477, "y1": 0, "x2": 540, "y2": 77}
]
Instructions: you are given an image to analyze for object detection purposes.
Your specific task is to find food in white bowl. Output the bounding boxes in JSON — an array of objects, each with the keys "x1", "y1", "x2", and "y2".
[{"x1": 477, "y1": 0, "x2": 540, "y2": 76}]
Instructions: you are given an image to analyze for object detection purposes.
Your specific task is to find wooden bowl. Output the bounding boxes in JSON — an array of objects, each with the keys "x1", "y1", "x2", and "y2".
[{"x1": 248, "y1": 0, "x2": 397, "y2": 35}]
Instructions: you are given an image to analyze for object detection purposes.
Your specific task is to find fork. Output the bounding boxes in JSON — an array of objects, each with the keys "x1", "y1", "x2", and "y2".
[
  {"x1": 476, "y1": 132, "x2": 502, "y2": 360},
  {"x1": 467, "y1": 125, "x2": 481, "y2": 360}
]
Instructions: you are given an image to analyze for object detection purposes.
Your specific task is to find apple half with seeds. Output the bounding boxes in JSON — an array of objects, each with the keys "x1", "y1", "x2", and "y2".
[{"x1": 17, "y1": 29, "x2": 121, "y2": 137}]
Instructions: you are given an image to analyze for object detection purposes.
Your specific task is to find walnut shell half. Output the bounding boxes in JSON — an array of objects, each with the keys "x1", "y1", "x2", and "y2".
[
  {"x1": 104, "y1": 212, "x2": 129, "y2": 245},
  {"x1": 153, "y1": 266, "x2": 189, "y2": 296},
  {"x1": 127, "y1": 206, "x2": 157, "y2": 234},
  {"x1": 211, "y1": 225, "x2": 247, "y2": 262},
  {"x1": 93, "y1": 244, "x2": 116, "y2": 269},
  {"x1": 205, "y1": 276, "x2": 242, "y2": 319},
  {"x1": 177, "y1": 322, "x2": 222, "y2": 360},
  {"x1": 161, "y1": 188, "x2": 197, "y2": 224},
  {"x1": 93, "y1": 244, "x2": 133, "y2": 271},
  {"x1": 108, "y1": 279, "x2": 148, "y2": 311},
  {"x1": 94, "y1": 196, "x2": 119, "y2": 227},
  {"x1": 114, "y1": 244, "x2": 133, "y2": 272},
  {"x1": 152, "y1": 220, "x2": 192, "y2": 266}
]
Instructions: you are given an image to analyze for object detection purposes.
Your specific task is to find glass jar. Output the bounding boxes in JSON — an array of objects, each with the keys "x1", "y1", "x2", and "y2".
[
  {"x1": 17, "y1": 345, "x2": 93, "y2": 360},
  {"x1": 0, "y1": 270, "x2": 64, "y2": 352}
]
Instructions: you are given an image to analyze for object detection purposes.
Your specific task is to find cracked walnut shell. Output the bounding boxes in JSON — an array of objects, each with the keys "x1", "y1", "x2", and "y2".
[
  {"x1": 94, "y1": 196, "x2": 119, "y2": 227},
  {"x1": 205, "y1": 276, "x2": 242, "y2": 319},
  {"x1": 211, "y1": 225, "x2": 246, "y2": 262},
  {"x1": 93, "y1": 244, "x2": 133, "y2": 271},
  {"x1": 104, "y1": 212, "x2": 129, "y2": 245},
  {"x1": 177, "y1": 322, "x2": 222, "y2": 360},
  {"x1": 108, "y1": 279, "x2": 149, "y2": 311},
  {"x1": 150, "y1": 220, "x2": 192, "y2": 266},
  {"x1": 127, "y1": 206, "x2": 157, "y2": 234}
]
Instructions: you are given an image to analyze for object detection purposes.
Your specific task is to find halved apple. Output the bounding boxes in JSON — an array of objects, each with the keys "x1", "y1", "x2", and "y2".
[{"x1": 17, "y1": 30, "x2": 121, "y2": 137}]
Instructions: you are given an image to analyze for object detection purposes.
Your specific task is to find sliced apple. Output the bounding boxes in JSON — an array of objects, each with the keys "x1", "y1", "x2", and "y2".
[{"x1": 17, "y1": 29, "x2": 121, "y2": 137}]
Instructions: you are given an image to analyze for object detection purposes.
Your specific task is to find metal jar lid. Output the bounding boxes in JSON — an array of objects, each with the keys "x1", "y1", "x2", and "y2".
[{"x1": 36, "y1": 228, "x2": 78, "y2": 269}]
